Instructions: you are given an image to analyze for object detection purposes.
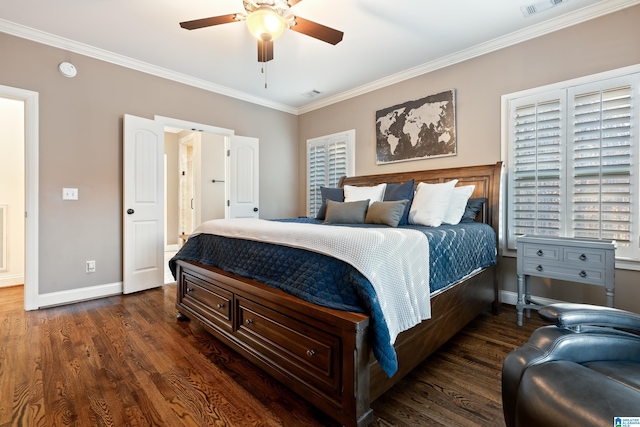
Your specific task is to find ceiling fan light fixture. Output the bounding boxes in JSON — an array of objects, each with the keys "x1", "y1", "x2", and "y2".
[{"x1": 246, "y1": 6, "x2": 286, "y2": 41}]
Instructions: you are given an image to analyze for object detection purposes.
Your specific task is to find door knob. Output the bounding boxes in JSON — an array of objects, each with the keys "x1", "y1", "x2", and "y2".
[
  {"x1": 253, "y1": 207, "x2": 259, "y2": 212},
  {"x1": 127, "y1": 209, "x2": 134, "y2": 215}
]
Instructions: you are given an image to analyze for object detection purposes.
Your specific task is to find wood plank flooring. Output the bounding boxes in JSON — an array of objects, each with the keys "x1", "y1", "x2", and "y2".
[{"x1": 0, "y1": 284, "x2": 545, "y2": 427}]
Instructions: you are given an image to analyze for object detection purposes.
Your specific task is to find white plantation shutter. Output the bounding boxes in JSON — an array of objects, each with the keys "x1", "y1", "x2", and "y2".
[
  {"x1": 308, "y1": 143, "x2": 327, "y2": 217},
  {"x1": 508, "y1": 91, "x2": 565, "y2": 249},
  {"x1": 328, "y1": 139, "x2": 347, "y2": 187},
  {"x1": 568, "y1": 78, "x2": 637, "y2": 259},
  {"x1": 507, "y1": 72, "x2": 640, "y2": 261},
  {"x1": 307, "y1": 131, "x2": 355, "y2": 218}
]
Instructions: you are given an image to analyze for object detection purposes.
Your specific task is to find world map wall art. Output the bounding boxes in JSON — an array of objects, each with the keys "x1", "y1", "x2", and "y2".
[{"x1": 375, "y1": 89, "x2": 456, "y2": 164}]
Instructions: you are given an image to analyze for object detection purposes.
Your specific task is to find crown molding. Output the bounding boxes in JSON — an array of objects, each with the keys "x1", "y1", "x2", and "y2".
[
  {"x1": 2, "y1": 0, "x2": 639, "y2": 116},
  {"x1": 297, "y1": 0, "x2": 640, "y2": 115},
  {"x1": 0, "y1": 19, "x2": 298, "y2": 115}
]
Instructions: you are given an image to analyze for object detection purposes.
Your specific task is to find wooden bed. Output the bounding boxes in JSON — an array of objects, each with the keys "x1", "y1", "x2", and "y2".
[{"x1": 174, "y1": 161, "x2": 503, "y2": 427}]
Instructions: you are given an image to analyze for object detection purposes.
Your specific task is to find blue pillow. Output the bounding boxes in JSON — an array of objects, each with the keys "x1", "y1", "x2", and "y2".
[
  {"x1": 383, "y1": 180, "x2": 415, "y2": 226},
  {"x1": 315, "y1": 187, "x2": 345, "y2": 220}
]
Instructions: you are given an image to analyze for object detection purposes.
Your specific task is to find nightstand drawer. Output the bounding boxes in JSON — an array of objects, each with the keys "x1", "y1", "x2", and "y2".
[
  {"x1": 521, "y1": 244, "x2": 561, "y2": 261},
  {"x1": 521, "y1": 261, "x2": 607, "y2": 286},
  {"x1": 564, "y1": 248, "x2": 608, "y2": 267}
]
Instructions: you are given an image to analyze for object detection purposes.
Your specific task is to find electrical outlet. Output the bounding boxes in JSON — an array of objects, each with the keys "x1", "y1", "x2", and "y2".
[
  {"x1": 86, "y1": 260, "x2": 96, "y2": 273},
  {"x1": 63, "y1": 188, "x2": 78, "y2": 200}
]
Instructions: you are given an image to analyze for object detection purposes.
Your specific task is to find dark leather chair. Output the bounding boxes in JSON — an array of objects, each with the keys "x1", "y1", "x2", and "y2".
[{"x1": 502, "y1": 303, "x2": 640, "y2": 427}]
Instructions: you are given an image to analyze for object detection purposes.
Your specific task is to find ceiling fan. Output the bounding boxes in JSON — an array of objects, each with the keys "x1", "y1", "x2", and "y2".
[{"x1": 179, "y1": 0, "x2": 344, "y2": 63}]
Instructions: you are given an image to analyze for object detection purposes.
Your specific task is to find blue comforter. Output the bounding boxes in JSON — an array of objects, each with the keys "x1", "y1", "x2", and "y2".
[{"x1": 169, "y1": 219, "x2": 496, "y2": 377}]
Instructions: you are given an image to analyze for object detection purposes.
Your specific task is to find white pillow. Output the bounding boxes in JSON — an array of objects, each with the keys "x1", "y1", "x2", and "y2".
[
  {"x1": 442, "y1": 185, "x2": 475, "y2": 225},
  {"x1": 344, "y1": 183, "x2": 387, "y2": 206},
  {"x1": 408, "y1": 179, "x2": 459, "y2": 227}
]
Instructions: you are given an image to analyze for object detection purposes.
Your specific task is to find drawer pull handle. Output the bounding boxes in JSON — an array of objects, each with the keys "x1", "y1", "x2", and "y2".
[
  {"x1": 579, "y1": 270, "x2": 588, "y2": 278},
  {"x1": 579, "y1": 254, "x2": 587, "y2": 261},
  {"x1": 307, "y1": 350, "x2": 316, "y2": 357},
  {"x1": 216, "y1": 303, "x2": 225, "y2": 309},
  {"x1": 186, "y1": 288, "x2": 193, "y2": 293},
  {"x1": 536, "y1": 265, "x2": 543, "y2": 272},
  {"x1": 537, "y1": 250, "x2": 544, "y2": 256},
  {"x1": 245, "y1": 319, "x2": 254, "y2": 325}
]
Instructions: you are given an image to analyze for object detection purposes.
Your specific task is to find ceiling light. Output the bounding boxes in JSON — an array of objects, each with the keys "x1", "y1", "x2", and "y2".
[{"x1": 246, "y1": 6, "x2": 286, "y2": 41}]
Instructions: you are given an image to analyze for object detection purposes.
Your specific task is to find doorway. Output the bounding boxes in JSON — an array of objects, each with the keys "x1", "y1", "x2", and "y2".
[
  {"x1": 0, "y1": 97, "x2": 25, "y2": 288},
  {"x1": 163, "y1": 128, "x2": 227, "y2": 283},
  {"x1": 0, "y1": 85, "x2": 39, "y2": 311}
]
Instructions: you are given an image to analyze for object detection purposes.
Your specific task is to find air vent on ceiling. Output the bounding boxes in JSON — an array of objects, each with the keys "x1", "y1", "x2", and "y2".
[
  {"x1": 521, "y1": 0, "x2": 568, "y2": 17},
  {"x1": 301, "y1": 89, "x2": 322, "y2": 98}
]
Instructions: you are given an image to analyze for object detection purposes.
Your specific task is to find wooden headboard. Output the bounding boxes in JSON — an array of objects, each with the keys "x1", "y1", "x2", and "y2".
[{"x1": 338, "y1": 162, "x2": 504, "y2": 232}]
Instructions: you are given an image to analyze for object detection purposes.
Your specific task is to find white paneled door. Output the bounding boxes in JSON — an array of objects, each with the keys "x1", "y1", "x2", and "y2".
[
  {"x1": 123, "y1": 114, "x2": 165, "y2": 294},
  {"x1": 229, "y1": 135, "x2": 259, "y2": 218}
]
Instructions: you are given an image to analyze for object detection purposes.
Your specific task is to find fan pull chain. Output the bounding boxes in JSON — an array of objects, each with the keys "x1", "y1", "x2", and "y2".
[{"x1": 260, "y1": 41, "x2": 268, "y2": 89}]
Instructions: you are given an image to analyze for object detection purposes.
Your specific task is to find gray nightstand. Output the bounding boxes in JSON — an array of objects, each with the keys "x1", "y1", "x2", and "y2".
[{"x1": 516, "y1": 235, "x2": 616, "y2": 326}]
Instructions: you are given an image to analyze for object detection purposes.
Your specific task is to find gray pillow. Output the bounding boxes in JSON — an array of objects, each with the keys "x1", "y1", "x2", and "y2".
[
  {"x1": 324, "y1": 199, "x2": 369, "y2": 224},
  {"x1": 365, "y1": 200, "x2": 409, "y2": 227},
  {"x1": 315, "y1": 187, "x2": 345, "y2": 220}
]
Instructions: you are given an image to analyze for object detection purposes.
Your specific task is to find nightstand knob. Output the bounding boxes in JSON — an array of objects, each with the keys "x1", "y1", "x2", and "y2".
[
  {"x1": 536, "y1": 265, "x2": 544, "y2": 272},
  {"x1": 580, "y1": 270, "x2": 588, "y2": 278},
  {"x1": 245, "y1": 319, "x2": 254, "y2": 325},
  {"x1": 537, "y1": 250, "x2": 544, "y2": 256},
  {"x1": 579, "y1": 254, "x2": 587, "y2": 261},
  {"x1": 216, "y1": 303, "x2": 224, "y2": 309}
]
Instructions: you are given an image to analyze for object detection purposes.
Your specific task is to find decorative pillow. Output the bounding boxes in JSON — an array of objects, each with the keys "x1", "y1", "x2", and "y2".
[
  {"x1": 365, "y1": 200, "x2": 409, "y2": 227},
  {"x1": 344, "y1": 183, "x2": 387, "y2": 206},
  {"x1": 460, "y1": 198, "x2": 487, "y2": 223},
  {"x1": 442, "y1": 185, "x2": 475, "y2": 225},
  {"x1": 315, "y1": 187, "x2": 344, "y2": 220},
  {"x1": 324, "y1": 199, "x2": 369, "y2": 224},
  {"x1": 408, "y1": 179, "x2": 459, "y2": 227},
  {"x1": 383, "y1": 180, "x2": 415, "y2": 226}
]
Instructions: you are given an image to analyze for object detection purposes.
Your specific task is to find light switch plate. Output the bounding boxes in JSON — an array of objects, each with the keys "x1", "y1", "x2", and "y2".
[{"x1": 62, "y1": 188, "x2": 78, "y2": 200}]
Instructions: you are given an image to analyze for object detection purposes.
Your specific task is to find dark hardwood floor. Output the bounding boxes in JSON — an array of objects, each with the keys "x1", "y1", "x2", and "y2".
[{"x1": 0, "y1": 284, "x2": 545, "y2": 427}]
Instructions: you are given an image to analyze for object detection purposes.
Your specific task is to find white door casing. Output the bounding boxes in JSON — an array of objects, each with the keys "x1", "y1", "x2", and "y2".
[
  {"x1": 123, "y1": 114, "x2": 165, "y2": 294},
  {"x1": 228, "y1": 135, "x2": 259, "y2": 218}
]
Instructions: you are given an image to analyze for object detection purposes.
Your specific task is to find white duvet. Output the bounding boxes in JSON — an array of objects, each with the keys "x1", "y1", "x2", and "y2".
[{"x1": 191, "y1": 218, "x2": 432, "y2": 345}]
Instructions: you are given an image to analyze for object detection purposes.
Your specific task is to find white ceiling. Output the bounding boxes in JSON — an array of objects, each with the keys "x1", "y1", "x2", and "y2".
[{"x1": 1, "y1": 0, "x2": 638, "y2": 113}]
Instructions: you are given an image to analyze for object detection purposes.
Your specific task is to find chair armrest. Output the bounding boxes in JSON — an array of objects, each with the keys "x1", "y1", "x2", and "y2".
[{"x1": 539, "y1": 303, "x2": 640, "y2": 332}]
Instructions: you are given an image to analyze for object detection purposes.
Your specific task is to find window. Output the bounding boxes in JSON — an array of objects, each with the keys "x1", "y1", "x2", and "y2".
[
  {"x1": 306, "y1": 130, "x2": 355, "y2": 217},
  {"x1": 504, "y1": 69, "x2": 640, "y2": 263}
]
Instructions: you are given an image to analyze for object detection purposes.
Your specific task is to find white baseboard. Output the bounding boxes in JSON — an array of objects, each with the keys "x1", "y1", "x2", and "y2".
[
  {"x1": 30, "y1": 284, "x2": 564, "y2": 311},
  {"x1": 38, "y1": 281, "x2": 123, "y2": 308},
  {"x1": 500, "y1": 290, "x2": 563, "y2": 307},
  {"x1": 0, "y1": 274, "x2": 24, "y2": 288}
]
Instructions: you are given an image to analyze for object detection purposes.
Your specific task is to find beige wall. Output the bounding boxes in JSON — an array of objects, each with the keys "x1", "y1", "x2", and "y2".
[
  {"x1": 1, "y1": 32, "x2": 298, "y2": 295},
  {"x1": 298, "y1": 6, "x2": 640, "y2": 313},
  {"x1": 1, "y1": 5, "x2": 639, "y2": 310}
]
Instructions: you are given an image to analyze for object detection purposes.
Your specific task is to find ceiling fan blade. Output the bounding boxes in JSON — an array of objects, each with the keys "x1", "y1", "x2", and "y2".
[
  {"x1": 257, "y1": 39, "x2": 274, "y2": 63},
  {"x1": 289, "y1": 16, "x2": 343, "y2": 45},
  {"x1": 179, "y1": 14, "x2": 239, "y2": 30}
]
